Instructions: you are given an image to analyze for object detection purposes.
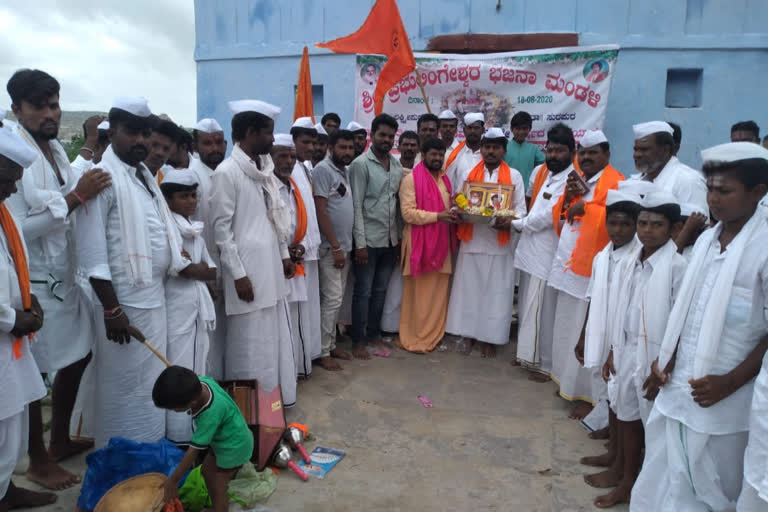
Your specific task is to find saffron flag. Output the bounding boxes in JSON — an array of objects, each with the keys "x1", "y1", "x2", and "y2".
[
  {"x1": 294, "y1": 46, "x2": 315, "y2": 122},
  {"x1": 316, "y1": 0, "x2": 415, "y2": 115}
]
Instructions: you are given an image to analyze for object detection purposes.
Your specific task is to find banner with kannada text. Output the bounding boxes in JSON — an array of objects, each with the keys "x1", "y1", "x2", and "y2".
[{"x1": 354, "y1": 45, "x2": 619, "y2": 146}]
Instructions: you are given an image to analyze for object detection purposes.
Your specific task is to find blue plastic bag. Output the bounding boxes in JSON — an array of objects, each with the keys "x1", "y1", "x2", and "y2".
[{"x1": 77, "y1": 437, "x2": 186, "y2": 512}]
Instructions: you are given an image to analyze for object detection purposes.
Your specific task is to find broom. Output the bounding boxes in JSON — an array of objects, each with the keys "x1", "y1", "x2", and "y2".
[{"x1": 127, "y1": 326, "x2": 172, "y2": 367}]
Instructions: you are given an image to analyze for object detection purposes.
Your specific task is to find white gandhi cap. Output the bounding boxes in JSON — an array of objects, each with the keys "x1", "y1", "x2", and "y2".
[
  {"x1": 228, "y1": 100, "x2": 281, "y2": 121},
  {"x1": 633, "y1": 121, "x2": 673, "y2": 140}
]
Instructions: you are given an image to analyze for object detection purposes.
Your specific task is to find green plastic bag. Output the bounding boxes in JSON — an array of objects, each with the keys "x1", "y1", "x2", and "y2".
[{"x1": 179, "y1": 463, "x2": 277, "y2": 512}]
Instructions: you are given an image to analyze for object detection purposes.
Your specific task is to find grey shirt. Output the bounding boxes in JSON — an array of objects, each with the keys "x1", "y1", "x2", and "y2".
[
  {"x1": 312, "y1": 157, "x2": 355, "y2": 252},
  {"x1": 349, "y1": 148, "x2": 403, "y2": 249}
]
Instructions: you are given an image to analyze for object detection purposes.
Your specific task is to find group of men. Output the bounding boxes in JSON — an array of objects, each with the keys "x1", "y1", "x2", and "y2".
[{"x1": 0, "y1": 65, "x2": 767, "y2": 512}]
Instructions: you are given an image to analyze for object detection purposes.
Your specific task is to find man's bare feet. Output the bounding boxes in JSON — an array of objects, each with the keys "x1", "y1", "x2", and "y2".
[
  {"x1": 588, "y1": 426, "x2": 610, "y2": 440},
  {"x1": 580, "y1": 451, "x2": 614, "y2": 467},
  {"x1": 584, "y1": 469, "x2": 622, "y2": 489},
  {"x1": 25, "y1": 460, "x2": 80, "y2": 490},
  {"x1": 528, "y1": 372, "x2": 551, "y2": 383},
  {"x1": 317, "y1": 356, "x2": 343, "y2": 371},
  {"x1": 48, "y1": 439, "x2": 94, "y2": 463},
  {"x1": 480, "y1": 343, "x2": 496, "y2": 359},
  {"x1": 568, "y1": 401, "x2": 593, "y2": 420},
  {"x1": 457, "y1": 338, "x2": 474, "y2": 356},
  {"x1": 351, "y1": 345, "x2": 370, "y2": 360},
  {"x1": 1, "y1": 483, "x2": 57, "y2": 510},
  {"x1": 594, "y1": 480, "x2": 632, "y2": 508},
  {"x1": 330, "y1": 348, "x2": 352, "y2": 360}
]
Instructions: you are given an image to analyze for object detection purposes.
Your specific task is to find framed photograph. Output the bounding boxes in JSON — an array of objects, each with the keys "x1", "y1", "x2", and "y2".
[{"x1": 460, "y1": 182, "x2": 515, "y2": 210}]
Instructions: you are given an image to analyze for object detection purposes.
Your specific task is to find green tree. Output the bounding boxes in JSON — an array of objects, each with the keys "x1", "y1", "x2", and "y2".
[{"x1": 63, "y1": 134, "x2": 84, "y2": 161}]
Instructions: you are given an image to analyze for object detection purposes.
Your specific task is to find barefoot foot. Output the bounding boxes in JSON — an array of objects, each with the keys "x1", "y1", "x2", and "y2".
[
  {"x1": 25, "y1": 461, "x2": 80, "y2": 491},
  {"x1": 580, "y1": 452, "x2": 615, "y2": 468},
  {"x1": 48, "y1": 438, "x2": 94, "y2": 463},
  {"x1": 317, "y1": 356, "x2": 343, "y2": 371},
  {"x1": 1, "y1": 483, "x2": 57, "y2": 510},
  {"x1": 351, "y1": 345, "x2": 371, "y2": 360},
  {"x1": 594, "y1": 480, "x2": 633, "y2": 508},
  {"x1": 568, "y1": 401, "x2": 593, "y2": 420},
  {"x1": 588, "y1": 426, "x2": 610, "y2": 440},
  {"x1": 480, "y1": 343, "x2": 497, "y2": 359},
  {"x1": 457, "y1": 338, "x2": 474, "y2": 356},
  {"x1": 584, "y1": 469, "x2": 622, "y2": 489},
  {"x1": 528, "y1": 372, "x2": 551, "y2": 383},
  {"x1": 330, "y1": 348, "x2": 352, "y2": 361}
]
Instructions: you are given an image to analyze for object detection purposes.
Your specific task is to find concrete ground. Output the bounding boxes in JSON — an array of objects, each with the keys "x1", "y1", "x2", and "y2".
[{"x1": 19, "y1": 340, "x2": 628, "y2": 512}]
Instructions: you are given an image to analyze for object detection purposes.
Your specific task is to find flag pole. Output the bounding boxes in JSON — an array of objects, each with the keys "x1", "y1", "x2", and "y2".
[{"x1": 414, "y1": 67, "x2": 432, "y2": 114}]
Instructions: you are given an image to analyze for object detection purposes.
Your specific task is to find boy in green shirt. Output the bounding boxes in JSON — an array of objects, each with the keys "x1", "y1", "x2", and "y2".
[
  {"x1": 504, "y1": 111, "x2": 546, "y2": 196},
  {"x1": 153, "y1": 366, "x2": 253, "y2": 512}
]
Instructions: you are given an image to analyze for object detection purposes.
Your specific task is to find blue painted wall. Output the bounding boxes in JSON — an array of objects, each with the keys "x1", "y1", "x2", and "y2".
[{"x1": 194, "y1": 0, "x2": 768, "y2": 174}]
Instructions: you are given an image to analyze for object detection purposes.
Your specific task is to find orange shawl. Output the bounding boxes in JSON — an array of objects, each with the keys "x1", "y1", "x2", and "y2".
[
  {"x1": 443, "y1": 140, "x2": 466, "y2": 170},
  {"x1": 456, "y1": 160, "x2": 513, "y2": 247},
  {"x1": 551, "y1": 165, "x2": 624, "y2": 277},
  {"x1": 289, "y1": 178, "x2": 308, "y2": 277},
  {"x1": 527, "y1": 164, "x2": 549, "y2": 209},
  {"x1": 0, "y1": 204, "x2": 32, "y2": 359}
]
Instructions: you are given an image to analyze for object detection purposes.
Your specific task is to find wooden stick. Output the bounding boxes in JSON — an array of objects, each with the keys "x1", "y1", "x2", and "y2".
[
  {"x1": 127, "y1": 325, "x2": 173, "y2": 367},
  {"x1": 414, "y1": 68, "x2": 432, "y2": 114}
]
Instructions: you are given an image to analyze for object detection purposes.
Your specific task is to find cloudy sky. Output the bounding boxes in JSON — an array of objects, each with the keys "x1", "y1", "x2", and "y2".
[{"x1": 0, "y1": 1, "x2": 196, "y2": 124}]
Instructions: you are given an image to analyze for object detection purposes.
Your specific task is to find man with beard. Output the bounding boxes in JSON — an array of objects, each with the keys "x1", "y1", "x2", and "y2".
[
  {"x1": 346, "y1": 121, "x2": 368, "y2": 158},
  {"x1": 438, "y1": 110, "x2": 459, "y2": 152},
  {"x1": 349, "y1": 114, "x2": 403, "y2": 360},
  {"x1": 312, "y1": 123, "x2": 329, "y2": 167},
  {"x1": 416, "y1": 113, "x2": 439, "y2": 144},
  {"x1": 313, "y1": 130, "x2": 356, "y2": 371},
  {"x1": 6, "y1": 69, "x2": 111, "y2": 491},
  {"x1": 143, "y1": 118, "x2": 177, "y2": 182},
  {"x1": 547, "y1": 130, "x2": 624, "y2": 421},
  {"x1": 76, "y1": 97, "x2": 188, "y2": 447},
  {"x1": 321, "y1": 112, "x2": 341, "y2": 138},
  {"x1": 0, "y1": 121, "x2": 59, "y2": 511},
  {"x1": 396, "y1": 131, "x2": 419, "y2": 172},
  {"x1": 513, "y1": 123, "x2": 573, "y2": 382},
  {"x1": 188, "y1": 118, "x2": 227, "y2": 377},
  {"x1": 210, "y1": 100, "x2": 297, "y2": 408},
  {"x1": 445, "y1": 112, "x2": 484, "y2": 192},
  {"x1": 445, "y1": 128, "x2": 526, "y2": 358},
  {"x1": 290, "y1": 118, "x2": 322, "y2": 376},
  {"x1": 166, "y1": 127, "x2": 192, "y2": 171},
  {"x1": 631, "y1": 121, "x2": 707, "y2": 214}
]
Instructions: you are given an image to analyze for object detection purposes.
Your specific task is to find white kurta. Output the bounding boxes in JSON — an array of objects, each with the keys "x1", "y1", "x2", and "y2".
[
  {"x1": 632, "y1": 156, "x2": 708, "y2": 216},
  {"x1": 7, "y1": 129, "x2": 93, "y2": 372},
  {"x1": 445, "y1": 144, "x2": 482, "y2": 192},
  {"x1": 75, "y1": 156, "x2": 171, "y2": 448},
  {"x1": 210, "y1": 152, "x2": 296, "y2": 406},
  {"x1": 741, "y1": 352, "x2": 768, "y2": 508},
  {"x1": 632, "y1": 219, "x2": 768, "y2": 511},
  {"x1": 165, "y1": 216, "x2": 215, "y2": 442},
  {"x1": 445, "y1": 166, "x2": 527, "y2": 345}
]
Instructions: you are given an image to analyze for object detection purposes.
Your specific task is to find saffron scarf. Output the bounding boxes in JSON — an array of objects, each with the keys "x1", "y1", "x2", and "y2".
[
  {"x1": 289, "y1": 178, "x2": 308, "y2": 276},
  {"x1": 527, "y1": 164, "x2": 549, "y2": 209},
  {"x1": 456, "y1": 160, "x2": 512, "y2": 247},
  {"x1": 409, "y1": 162, "x2": 455, "y2": 276},
  {"x1": 1, "y1": 204, "x2": 32, "y2": 359},
  {"x1": 443, "y1": 140, "x2": 466, "y2": 171},
  {"x1": 551, "y1": 165, "x2": 624, "y2": 277}
]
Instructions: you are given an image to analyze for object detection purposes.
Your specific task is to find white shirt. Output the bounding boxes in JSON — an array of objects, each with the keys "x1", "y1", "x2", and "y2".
[
  {"x1": 278, "y1": 180, "x2": 307, "y2": 303},
  {"x1": 547, "y1": 170, "x2": 604, "y2": 299},
  {"x1": 633, "y1": 156, "x2": 708, "y2": 215},
  {"x1": 189, "y1": 158, "x2": 216, "y2": 256},
  {"x1": 655, "y1": 219, "x2": 768, "y2": 434},
  {"x1": 76, "y1": 157, "x2": 171, "y2": 309},
  {"x1": 459, "y1": 166, "x2": 526, "y2": 256},
  {"x1": 291, "y1": 162, "x2": 321, "y2": 261},
  {"x1": 513, "y1": 166, "x2": 570, "y2": 280},
  {"x1": 209, "y1": 153, "x2": 289, "y2": 316},
  {"x1": 0, "y1": 215, "x2": 47, "y2": 421},
  {"x1": 446, "y1": 144, "x2": 482, "y2": 192},
  {"x1": 70, "y1": 154, "x2": 94, "y2": 176}
]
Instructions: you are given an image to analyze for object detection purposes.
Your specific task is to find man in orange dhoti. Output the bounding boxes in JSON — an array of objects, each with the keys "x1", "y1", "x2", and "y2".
[{"x1": 397, "y1": 138, "x2": 458, "y2": 352}]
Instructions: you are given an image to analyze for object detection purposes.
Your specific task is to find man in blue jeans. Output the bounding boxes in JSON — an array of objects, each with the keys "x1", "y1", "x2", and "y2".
[{"x1": 348, "y1": 114, "x2": 403, "y2": 359}]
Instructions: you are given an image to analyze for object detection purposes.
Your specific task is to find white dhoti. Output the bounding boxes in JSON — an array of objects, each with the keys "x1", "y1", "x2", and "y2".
[
  {"x1": 92, "y1": 304, "x2": 168, "y2": 448},
  {"x1": 225, "y1": 299, "x2": 296, "y2": 408},
  {"x1": 515, "y1": 271, "x2": 557, "y2": 373},
  {"x1": 380, "y1": 265, "x2": 403, "y2": 333},
  {"x1": 30, "y1": 280, "x2": 93, "y2": 373},
  {"x1": 445, "y1": 252, "x2": 516, "y2": 345},
  {"x1": 206, "y1": 295, "x2": 227, "y2": 379},
  {"x1": 550, "y1": 290, "x2": 592, "y2": 402},
  {"x1": 607, "y1": 336, "x2": 641, "y2": 422},
  {"x1": 738, "y1": 481, "x2": 768, "y2": 511},
  {"x1": 304, "y1": 260, "x2": 322, "y2": 360},
  {"x1": 0, "y1": 407, "x2": 28, "y2": 498},
  {"x1": 581, "y1": 377, "x2": 609, "y2": 432},
  {"x1": 166, "y1": 318, "x2": 210, "y2": 443},
  {"x1": 289, "y1": 300, "x2": 313, "y2": 379},
  {"x1": 740, "y1": 359, "x2": 768, "y2": 509},
  {"x1": 630, "y1": 407, "x2": 748, "y2": 511}
]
